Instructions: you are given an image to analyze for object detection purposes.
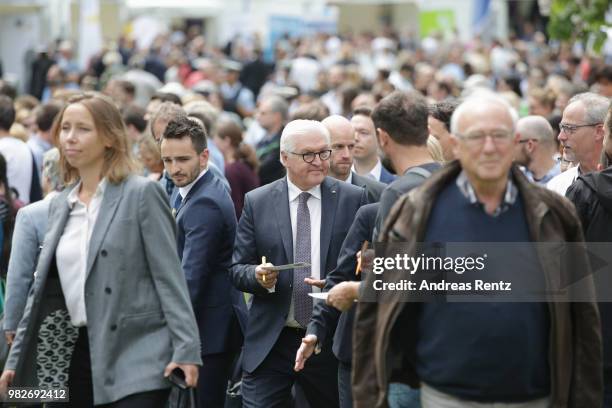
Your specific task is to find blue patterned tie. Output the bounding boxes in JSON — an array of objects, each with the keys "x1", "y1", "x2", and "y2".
[
  {"x1": 172, "y1": 193, "x2": 182, "y2": 218},
  {"x1": 294, "y1": 192, "x2": 313, "y2": 327},
  {"x1": 173, "y1": 193, "x2": 182, "y2": 211}
]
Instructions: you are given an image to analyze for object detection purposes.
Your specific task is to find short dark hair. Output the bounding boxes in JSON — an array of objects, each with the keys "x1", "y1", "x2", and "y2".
[
  {"x1": 596, "y1": 65, "x2": 612, "y2": 83},
  {"x1": 371, "y1": 91, "x2": 429, "y2": 146},
  {"x1": 151, "y1": 91, "x2": 182, "y2": 106},
  {"x1": 352, "y1": 106, "x2": 372, "y2": 118},
  {"x1": 162, "y1": 116, "x2": 207, "y2": 154},
  {"x1": 34, "y1": 102, "x2": 62, "y2": 132},
  {"x1": 0, "y1": 81, "x2": 16, "y2": 101},
  {"x1": 289, "y1": 101, "x2": 330, "y2": 121},
  {"x1": 0, "y1": 95, "x2": 15, "y2": 131},
  {"x1": 429, "y1": 101, "x2": 458, "y2": 132},
  {"x1": 122, "y1": 104, "x2": 147, "y2": 133}
]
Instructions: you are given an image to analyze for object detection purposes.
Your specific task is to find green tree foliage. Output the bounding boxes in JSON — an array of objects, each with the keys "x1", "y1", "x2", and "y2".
[{"x1": 547, "y1": 0, "x2": 611, "y2": 53}]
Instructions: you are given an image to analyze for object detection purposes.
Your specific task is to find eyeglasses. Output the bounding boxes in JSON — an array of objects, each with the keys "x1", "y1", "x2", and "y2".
[
  {"x1": 287, "y1": 149, "x2": 332, "y2": 163},
  {"x1": 559, "y1": 122, "x2": 602, "y2": 134},
  {"x1": 456, "y1": 131, "x2": 514, "y2": 146}
]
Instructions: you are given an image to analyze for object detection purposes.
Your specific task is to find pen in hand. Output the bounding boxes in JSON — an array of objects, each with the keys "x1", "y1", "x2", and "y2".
[{"x1": 262, "y1": 256, "x2": 267, "y2": 283}]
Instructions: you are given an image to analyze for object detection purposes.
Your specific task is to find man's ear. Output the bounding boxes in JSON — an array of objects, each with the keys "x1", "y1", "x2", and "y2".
[
  {"x1": 376, "y1": 128, "x2": 389, "y2": 148},
  {"x1": 450, "y1": 133, "x2": 460, "y2": 157},
  {"x1": 595, "y1": 124, "x2": 605, "y2": 142},
  {"x1": 279, "y1": 151, "x2": 288, "y2": 167},
  {"x1": 527, "y1": 139, "x2": 537, "y2": 153},
  {"x1": 199, "y1": 148, "x2": 209, "y2": 168}
]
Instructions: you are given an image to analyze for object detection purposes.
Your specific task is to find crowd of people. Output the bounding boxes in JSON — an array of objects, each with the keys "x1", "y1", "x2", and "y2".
[{"x1": 0, "y1": 21, "x2": 609, "y2": 408}]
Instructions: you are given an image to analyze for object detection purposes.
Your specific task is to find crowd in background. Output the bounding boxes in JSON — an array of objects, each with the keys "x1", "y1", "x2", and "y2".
[{"x1": 0, "y1": 21, "x2": 610, "y2": 408}]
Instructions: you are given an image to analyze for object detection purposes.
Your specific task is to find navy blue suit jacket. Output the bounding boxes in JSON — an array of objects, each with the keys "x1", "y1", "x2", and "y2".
[
  {"x1": 175, "y1": 170, "x2": 245, "y2": 355},
  {"x1": 231, "y1": 176, "x2": 367, "y2": 373},
  {"x1": 306, "y1": 203, "x2": 379, "y2": 363},
  {"x1": 380, "y1": 165, "x2": 396, "y2": 184}
]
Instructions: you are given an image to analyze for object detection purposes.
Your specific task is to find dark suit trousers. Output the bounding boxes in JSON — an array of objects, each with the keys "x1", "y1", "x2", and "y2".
[
  {"x1": 242, "y1": 327, "x2": 339, "y2": 408},
  {"x1": 197, "y1": 351, "x2": 235, "y2": 407},
  {"x1": 337, "y1": 361, "x2": 353, "y2": 408},
  {"x1": 56, "y1": 327, "x2": 170, "y2": 408}
]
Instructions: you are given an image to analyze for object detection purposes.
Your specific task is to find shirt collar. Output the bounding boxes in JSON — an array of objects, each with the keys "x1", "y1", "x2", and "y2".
[
  {"x1": 178, "y1": 167, "x2": 208, "y2": 199},
  {"x1": 456, "y1": 170, "x2": 517, "y2": 217},
  {"x1": 67, "y1": 178, "x2": 107, "y2": 209},
  {"x1": 370, "y1": 160, "x2": 382, "y2": 180},
  {"x1": 286, "y1": 176, "x2": 322, "y2": 202},
  {"x1": 351, "y1": 160, "x2": 382, "y2": 181}
]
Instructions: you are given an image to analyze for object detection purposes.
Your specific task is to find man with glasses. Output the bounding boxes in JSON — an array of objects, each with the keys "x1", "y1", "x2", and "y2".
[
  {"x1": 547, "y1": 92, "x2": 609, "y2": 195},
  {"x1": 231, "y1": 119, "x2": 367, "y2": 407},
  {"x1": 567, "y1": 102, "x2": 612, "y2": 408},
  {"x1": 514, "y1": 115, "x2": 561, "y2": 185},
  {"x1": 353, "y1": 95, "x2": 602, "y2": 407}
]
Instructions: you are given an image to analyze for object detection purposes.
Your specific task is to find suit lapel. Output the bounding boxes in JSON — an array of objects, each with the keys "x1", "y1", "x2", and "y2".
[
  {"x1": 274, "y1": 179, "x2": 293, "y2": 263},
  {"x1": 320, "y1": 177, "x2": 338, "y2": 276},
  {"x1": 86, "y1": 181, "x2": 124, "y2": 278},
  {"x1": 351, "y1": 172, "x2": 365, "y2": 189}
]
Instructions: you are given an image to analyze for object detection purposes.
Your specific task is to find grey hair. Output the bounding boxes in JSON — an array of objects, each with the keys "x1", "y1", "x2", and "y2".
[
  {"x1": 516, "y1": 115, "x2": 555, "y2": 144},
  {"x1": 280, "y1": 120, "x2": 330, "y2": 154},
  {"x1": 149, "y1": 102, "x2": 186, "y2": 139},
  {"x1": 263, "y1": 96, "x2": 289, "y2": 120},
  {"x1": 450, "y1": 91, "x2": 519, "y2": 135},
  {"x1": 184, "y1": 100, "x2": 220, "y2": 135},
  {"x1": 567, "y1": 92, "x2": 609, "y2": 125}
]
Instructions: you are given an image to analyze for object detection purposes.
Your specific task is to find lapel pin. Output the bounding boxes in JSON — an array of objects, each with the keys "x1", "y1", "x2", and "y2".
[{"x1": 172, "y1": 208, "x2": 177, "y2": 218}]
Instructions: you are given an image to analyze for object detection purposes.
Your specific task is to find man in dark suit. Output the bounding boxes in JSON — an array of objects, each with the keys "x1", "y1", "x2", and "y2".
[
  {"x1": 322, "y1": 115, "x2": 385, "y2": 203},
  {"x1": 160, "y1": 116, "x2": 243, "y2": 408},
  {"x1": 351, "y1": 107, "x2": 396, "y2": 184},
  {"x1": 296, "y1": 203, "x2": 378, "y2": 408},
  {"x1": 231, "y1": 119, "x2": 367, "y2": 408}
]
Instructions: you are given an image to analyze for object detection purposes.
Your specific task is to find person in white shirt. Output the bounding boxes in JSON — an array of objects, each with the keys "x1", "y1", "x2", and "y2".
[
  {"x1": 0, "y1": 93, "x2": 201, "y2": 407},
  {"x1": 0, "y1": 96, "x2": 33, "y2": 203},
  {"x1": 547, "y1": 92, "x2": 609, "y2": 195}
]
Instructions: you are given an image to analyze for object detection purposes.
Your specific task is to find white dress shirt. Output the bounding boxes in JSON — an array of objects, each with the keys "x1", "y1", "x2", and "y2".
[
  {"x1": 56, "y1": 179, "x2": 107, "y2": 326},
  {"x1": 285, "y1": 176, "x2": 322, "y2": 328},
  {"x1": 352, "y1": 159, "x2": 382, "y2": 181},
  {"x1": 546, "y1": 165, "x2": 579, "y2": 196},
  {"x1": 178, "y1": 168, "x2": 208, "y2": 201},
  {"x1": 0, "y1": 136, "x2": 33, "y2": 203}
]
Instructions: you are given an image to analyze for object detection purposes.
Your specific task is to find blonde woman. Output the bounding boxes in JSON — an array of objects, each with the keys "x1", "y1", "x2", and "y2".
[{"x1": 0, "y1": 93, "x2": 201, "y2": 407}]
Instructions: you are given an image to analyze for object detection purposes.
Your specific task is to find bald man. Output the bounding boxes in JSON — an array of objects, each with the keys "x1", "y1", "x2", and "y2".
[
  {"x1": 514, "y1": 116, "x2": 561, "y2": 185},
  {"x1": 322, "y1": 115, "x2": 385, "y2": 203}
]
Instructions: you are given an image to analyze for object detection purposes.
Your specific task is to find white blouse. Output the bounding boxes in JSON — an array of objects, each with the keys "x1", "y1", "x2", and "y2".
[{"x1": 55, "y1": 179, "x2": 106, "y2": 327}]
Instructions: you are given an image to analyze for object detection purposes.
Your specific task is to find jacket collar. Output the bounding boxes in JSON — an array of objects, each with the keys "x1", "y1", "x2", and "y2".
[
  {"x1": 86, "y1": 179, "x2": 125, "y2": 277},
  {"x1": 175, "y1": 170, "x2": 212, "y2": 216},
  {"x1": 396, "y1": 161, "x2": 551, "y2": 243}
]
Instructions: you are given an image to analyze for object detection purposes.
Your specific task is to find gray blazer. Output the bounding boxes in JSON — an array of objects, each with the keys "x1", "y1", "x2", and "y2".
[
  {"x1": 4, "y1": 199, "x2": 49, "y2": 332},
  {"x1": 5, "y1": 175, "x2": 201, "y2": 405}
]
